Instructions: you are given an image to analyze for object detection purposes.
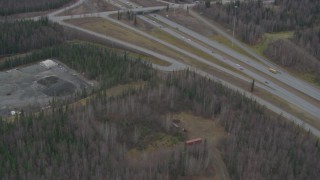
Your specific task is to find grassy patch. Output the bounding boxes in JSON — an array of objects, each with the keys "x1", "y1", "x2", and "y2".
[
  {"x1": 65, "y1": 17, "x2": 198, "y2": 66},
  {"x1": 172, "y1": 112, "x2": 228, "y2": 180},
  {"x1": 172, "y1": 112, "x2": 226, "y2": 145},
  {"x1": 252, "y1": 31, "x2": 294, "y2": 55},
  {"x1": 249, "y1": 32, "x2": 320, "y2": 89},
  {"x1": 128, "y1": 111, "x2": 227, "y2": 152},
  {"x1": 300, "y1": 73, "x2": 320, "y2": 87},
  {"x1": 143, "y1": 133, "x2": 184, "y2": 151}
]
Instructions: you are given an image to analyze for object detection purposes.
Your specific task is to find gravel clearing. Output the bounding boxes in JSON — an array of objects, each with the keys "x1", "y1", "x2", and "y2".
[{"x1": 0, "y1": 60, "x2": 92, "y2": 116}]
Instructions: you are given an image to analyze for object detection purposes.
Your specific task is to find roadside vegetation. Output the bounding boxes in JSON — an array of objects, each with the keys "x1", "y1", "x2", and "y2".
[
  {"x1": 0, "y1": 0, "x2": 73, "y2": 16},
  {"x1": 252, "y1": 31, "x2": 293, "y2": 55}
]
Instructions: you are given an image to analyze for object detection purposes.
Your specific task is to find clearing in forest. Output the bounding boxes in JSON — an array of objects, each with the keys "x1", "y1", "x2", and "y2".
[{"x1": 0, "y1": 60, "x2": 92, "y2": 116}]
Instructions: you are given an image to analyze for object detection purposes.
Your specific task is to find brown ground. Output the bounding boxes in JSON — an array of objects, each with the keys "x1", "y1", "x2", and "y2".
[
  {"x1": 172, "y1": 112, "x2": 226, "y2": 147},
  {"x1": 172, "y1": 112, "x2": 229, "y2": 180}
]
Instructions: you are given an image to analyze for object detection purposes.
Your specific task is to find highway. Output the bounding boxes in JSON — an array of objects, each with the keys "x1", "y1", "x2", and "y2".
[
  {"x1": 189, "y1": 10, "x2": 320, "y2": 101},
  {"x1": 152, "y1": 13, "x2": 320, "y2": 102},
  {"x1": 40, "y1": 0, "x2": 320, "y2": 136},
  {"x1": 108, "y1": 0, "x2": 320, "y2": 104}
]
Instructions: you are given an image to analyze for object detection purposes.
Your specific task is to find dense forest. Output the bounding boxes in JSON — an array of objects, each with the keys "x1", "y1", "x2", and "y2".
[
  {"x1": 201, "y1": 0, "x2": 320, "y2": 45},
  {"x1": 293, "y1": 26, "x2": 320, "y2": 61},
  {"x1": 0, "y1": 0, "x2": 73, "y2": 16},
  {"x1": 0, "y1": 18, "x2": 67, "y2": 56},
  {"x1": 1, "y1": 42, "x2": 320, "y2": 179}
]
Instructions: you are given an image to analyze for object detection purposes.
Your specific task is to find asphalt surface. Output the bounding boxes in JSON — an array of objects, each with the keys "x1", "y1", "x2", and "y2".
[
  {"x1": 147, "y1": 13, "x2": 320, "y2": 120},
  {"x1": 40, "y1": 0, "x2": 320, "y2": 137}
]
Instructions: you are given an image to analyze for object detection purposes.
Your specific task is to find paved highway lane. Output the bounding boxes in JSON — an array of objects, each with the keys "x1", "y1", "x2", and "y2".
[
  {"x1": 139, "y1": 14, "x2": 320, "y2": 120},
  {"x1": 152, "y1": 13, "x2": 320, "y2": 102}
]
